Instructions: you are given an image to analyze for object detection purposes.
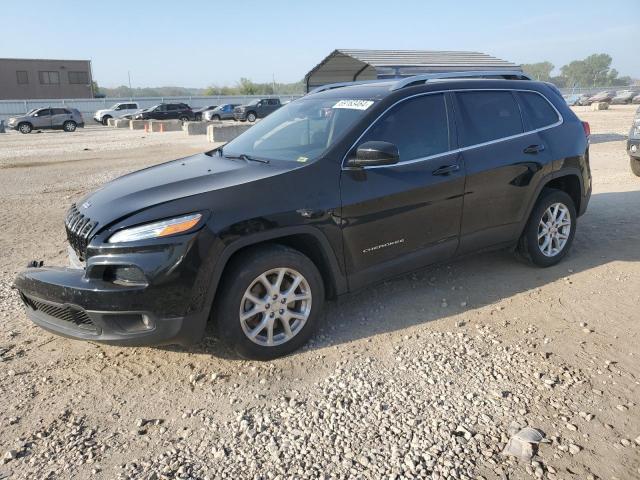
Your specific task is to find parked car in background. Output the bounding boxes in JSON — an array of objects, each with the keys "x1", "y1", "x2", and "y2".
[
  {"x1": 611, "y1": 90, "x2": 637, "y2": 105},
  {"x1": 563, "y1": 94, "x2": 582, "y2": 106},
  {"x1": 629, "y1": 107, "x2": 640, "y2": 176},
  {"x1": 7, "y1": 107, "x2": 84, "y2": 134},
  {"x1": 234, "y1": 98, "x2": 282, "y2": 122},
  {"x1": 193, "y1": 105, "x2": 218, "y2": 121},
  {"x1": 14, "y1": 75, "x2": 591, "y2": 359},
  {"x1": 576, "y1": 94, "x2": 593, "y2": 106},
  {"x1": 134, "y1": 103, "x2": 194, "y2": 122},
  {"x1": 93, "y1": 102, "x2": 139, "y2": 125},
  {"x1": 587, "y1": 90, "x2": 616, "y2": 105},
  {"x1": 203, "y1": 104, "x2": 240, "y2": 121},
  {"x1": 632, "y1": 94, "x2": 640, "y2": 105}
]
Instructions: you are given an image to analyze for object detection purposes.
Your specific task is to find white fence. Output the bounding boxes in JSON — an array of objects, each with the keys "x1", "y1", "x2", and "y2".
[{"x1": 0, "y1": 95, "x2": 303, "y2": 121}]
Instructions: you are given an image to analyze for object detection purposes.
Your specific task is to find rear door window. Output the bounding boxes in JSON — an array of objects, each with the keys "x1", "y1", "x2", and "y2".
[
  {"x1": 455, "y1": 91, "x2": 523, "y2": 147},
  {"x1": 358, "y1": 93, "x2": 450, "y2": 162},
  {"x1": 516, "y1": 92, "x2": 560, "y2": 130}
]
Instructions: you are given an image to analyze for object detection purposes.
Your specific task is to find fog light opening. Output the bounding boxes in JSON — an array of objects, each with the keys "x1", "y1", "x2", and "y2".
[{"x1": 104, "y1": 266, "x2": 148, "y2": 287}]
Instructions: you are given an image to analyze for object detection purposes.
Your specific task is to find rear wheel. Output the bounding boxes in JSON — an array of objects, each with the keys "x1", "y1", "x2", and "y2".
[
  {"x1": 518, "y1": 189, "x2": 576, "y2": 267},
  {"x1": 214, "y1": 245, "x2": 324, "y2": 360},
  {"x1": 63, "y1": 121, "x2": 77, "y2": 132},
  {"x1": 246, "y1": 112, "x2": 257, "y2": 122},
  {"x1": 631, "y1": 156, "x2": 640, "y2": 177},
  {"x1": 18, "y1": 122, "x2": 32, "y2": 134}
]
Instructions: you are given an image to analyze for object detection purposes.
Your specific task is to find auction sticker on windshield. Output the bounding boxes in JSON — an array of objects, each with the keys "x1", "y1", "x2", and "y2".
[{"x1": 333, "y1": 100, "x2": 374, "y2": 110}]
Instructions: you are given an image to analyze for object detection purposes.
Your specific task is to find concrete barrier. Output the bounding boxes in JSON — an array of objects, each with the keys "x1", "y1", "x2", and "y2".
[
  {"x1": 207, "y1": 123, "x2": 252, "y2": 143},
  {"x1": 107, "y1": 118, "x2": 117, "y2": 127},
  {"x1": 183, "y1": 121, "x2": 222, "y2": 135},
  {"x1": 130, "y1": 120, "x2": 148, "y2": 130},
  {"x1": 114, "y1": 119, "x2": 131, "y2": 128},
  {"x1": 149, "y1": 120, "x2": 183, "y2": 132},
  {"x1": 591, "y1": 102, "x2": 609, "y2": 111}
]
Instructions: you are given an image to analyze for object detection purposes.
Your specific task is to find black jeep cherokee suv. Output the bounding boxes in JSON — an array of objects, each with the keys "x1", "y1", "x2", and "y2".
[{"x1": 14, "y1": 72, "x2": 591, "y2": 359}]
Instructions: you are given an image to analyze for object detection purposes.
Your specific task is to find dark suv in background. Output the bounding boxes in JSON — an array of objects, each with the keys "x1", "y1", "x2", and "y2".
[
  {"x1": 14, "y1": 71, "x2": 591, "y2": 360},
  {"x1": 234, "y1": 98, "x2": 282, "y2": 122},
  {"x1": 134, "y1": 103, "x2": 194, "y2": 122}
]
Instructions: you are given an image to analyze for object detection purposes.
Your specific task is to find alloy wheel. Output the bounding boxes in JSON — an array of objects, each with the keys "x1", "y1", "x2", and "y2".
[
  {"x1": 537, "y1": 202, "x2": 571, "y2": 257},
  {"x1": 239, "y1": 268, "x2": 312, "y2": 347}
]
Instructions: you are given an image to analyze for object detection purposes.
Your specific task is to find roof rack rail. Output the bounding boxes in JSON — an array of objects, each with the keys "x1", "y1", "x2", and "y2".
[
  {"x1": 390, "y1": 70, "x2": 532, "y2": 91},
  {"x1": 307, "y1": 79, "x2": 388, "y2": 95}
]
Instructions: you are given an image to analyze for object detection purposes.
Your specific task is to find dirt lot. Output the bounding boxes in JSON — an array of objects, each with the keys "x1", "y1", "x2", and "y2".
[{"x1": 0, "y1": 108, "x2": 638, "y2": 480}]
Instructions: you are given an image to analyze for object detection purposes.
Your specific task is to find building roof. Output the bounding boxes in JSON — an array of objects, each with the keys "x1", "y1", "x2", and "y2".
[
  {"x1": 331, "y1": 49, "x2": 519, "y2": 68},
  {"x1": 305, "y1": 49, "x2": 522, "y2": 91}
]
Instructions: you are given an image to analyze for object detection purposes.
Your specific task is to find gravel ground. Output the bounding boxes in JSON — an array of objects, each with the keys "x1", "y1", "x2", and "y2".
[{"x1": 0, "y1": 108, "x2": 639, "y2": 479}]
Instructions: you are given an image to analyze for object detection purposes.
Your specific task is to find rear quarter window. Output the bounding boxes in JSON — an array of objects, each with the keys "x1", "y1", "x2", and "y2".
[
  {"x1": 455, "y1": 91, "x2": 523, "y2": 147},
  {"x1": 517, "y1": 92, "x2": 560, "y2": 130}
]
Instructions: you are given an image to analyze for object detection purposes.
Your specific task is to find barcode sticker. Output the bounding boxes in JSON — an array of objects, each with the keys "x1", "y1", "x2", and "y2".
[{"x1": 333, "y1": 100, "x2": 374, "y2": 110}]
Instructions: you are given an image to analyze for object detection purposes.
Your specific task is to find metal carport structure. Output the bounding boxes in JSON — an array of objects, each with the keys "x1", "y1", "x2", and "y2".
[{"x1": 304, "y1": 49, "x2": 522, "y2": 92}]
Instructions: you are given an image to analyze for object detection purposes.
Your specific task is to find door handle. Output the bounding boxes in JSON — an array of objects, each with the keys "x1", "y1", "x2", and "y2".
[
  {"x1": 432, "y1": 164, "x2": 460, "y2": 176},
  {"x1": 524, "y1": 144, "x2": 545, "y2": 154}
]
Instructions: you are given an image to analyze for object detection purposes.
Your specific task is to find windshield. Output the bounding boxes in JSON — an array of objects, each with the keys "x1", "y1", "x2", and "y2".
[
  {"x1": 110, "y1": 104, "x2": 120, "y2": 110},
  {"x1": 222, "y1": 97, "x2": 375, "y2": 162},
  {"x1": 25, "y1": 108, "x2": 37, "y2": 116},
  {"x1": 247, "y1": 100, "x2": 260, "y2": 106}
]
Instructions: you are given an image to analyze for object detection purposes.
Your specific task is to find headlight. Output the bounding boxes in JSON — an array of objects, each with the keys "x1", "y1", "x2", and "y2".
[{"x1": 108, "y1": 213, "x2": 202, "y2": 243}]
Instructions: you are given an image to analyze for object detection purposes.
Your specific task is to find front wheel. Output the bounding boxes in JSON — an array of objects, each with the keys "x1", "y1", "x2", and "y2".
[
  {"x1": 631, "y1": 156, "x2": 640, "y2": 177},
  {"x1": 101, "y1": 116, "x2": 111, "y2": 126},
  {"x1": 63, "y1": 121, "x2": 77, "y2": 132},
  {"x1": 518, "y1": 189, "x2": 577, "y2": 267},
  {"x1": 18, "y1": 122, "x2": 32, "y2": 134},
  {"x1": 246, "y1": 112, "x2": 257, "y2": 122},
  {"x1": 214, "y1": 245, "x2": 324, "y2": 360},
  {"x1": 179, "y1": 115, "x2": 189, "y2": 123},
  {"x1": 211, "y1": 115, "x2": 221, "y2": 121}
]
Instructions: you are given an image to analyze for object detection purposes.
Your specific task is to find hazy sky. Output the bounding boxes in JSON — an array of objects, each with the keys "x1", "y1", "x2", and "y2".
[{"x1": 0, "y1": 0, "x2": 636, "y2": 88}]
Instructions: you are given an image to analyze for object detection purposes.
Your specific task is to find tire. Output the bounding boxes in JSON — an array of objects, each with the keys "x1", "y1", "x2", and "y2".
[
  {"x1": 631, "y1": 156, "x2": 640, "y2": 177},
  {"x1": 179, "y1": 115, "x2": 189, "y2": 123},
  {"x1": 63, "y1": 121, "x2": 77, "y2": 132},
  {"x1": 101, "y1": 116, "x2": 111, "y2": 126},
  {"x1": 517, "y1": 189, "x2": 577, "y2": 267},
  {"x1": 18, "y1": 122, "x2": 32, "y2": 134},
  {"x1": 246, "y1": 112, "x2": 257, "y2": 123},
  {"x1": 212, "y1": 115, "x2": 221, "y2": 121},
  {"x1": 214, "y1": 244, "x2": 325, "y2": 360}
]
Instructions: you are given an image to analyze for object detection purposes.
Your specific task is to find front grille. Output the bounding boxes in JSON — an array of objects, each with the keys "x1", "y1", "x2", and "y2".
[
  {"x1": 21, "y1": 294, "x2": 97, "y2": 332},
  {"x1": 65, "y1": 204, "x2": 97, "y2": 260}
]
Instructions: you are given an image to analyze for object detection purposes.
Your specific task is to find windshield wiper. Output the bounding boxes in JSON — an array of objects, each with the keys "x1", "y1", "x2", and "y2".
[{"x1": 221, "y1": 151, "x2": 270, "y2": 164}]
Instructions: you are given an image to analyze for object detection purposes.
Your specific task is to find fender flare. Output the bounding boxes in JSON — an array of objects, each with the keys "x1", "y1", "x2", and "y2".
[
  {"x1": 201, "y1": 225, "x2": 347, "y2": 322},
  {"x1": 518, "y1": 167, "x2": 585, "y2": 234}
]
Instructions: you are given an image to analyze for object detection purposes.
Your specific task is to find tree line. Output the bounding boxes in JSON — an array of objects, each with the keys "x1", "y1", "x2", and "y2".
[{"x1": 521, "y1": 54, "x2": 633, "y2": 88}]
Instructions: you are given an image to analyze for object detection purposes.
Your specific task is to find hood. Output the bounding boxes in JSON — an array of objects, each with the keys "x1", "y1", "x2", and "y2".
[{"x1": 76, "y1": 152, "x2": 294, "y2": 230}]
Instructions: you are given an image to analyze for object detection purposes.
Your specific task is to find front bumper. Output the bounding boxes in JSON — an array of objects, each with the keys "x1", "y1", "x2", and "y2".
[
  {"x1": 233, "y1": 112, "x2": 247, "y2": 121},
  {"x1": 13, "y1": 229, "x2": 220, "y2": 346},
  {"x1": 628, "y1": 138, "x2": 640, "y2": 159}
]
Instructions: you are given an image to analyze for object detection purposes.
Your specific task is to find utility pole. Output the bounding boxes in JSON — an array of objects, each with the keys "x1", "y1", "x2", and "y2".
[{"x1": 128, "y1": 71, "x2": 133, "y2": 99}]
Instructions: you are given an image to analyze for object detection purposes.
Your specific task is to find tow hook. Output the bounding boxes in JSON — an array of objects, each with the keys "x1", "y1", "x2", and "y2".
[{"x1": 27, "y1": 260, "x2": 44, "y2": 268}]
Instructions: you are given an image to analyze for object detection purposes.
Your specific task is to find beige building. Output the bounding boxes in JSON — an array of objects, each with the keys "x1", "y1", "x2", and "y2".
[{"x1": 0, "y1": 58, "x2": 93, "y2": 100}]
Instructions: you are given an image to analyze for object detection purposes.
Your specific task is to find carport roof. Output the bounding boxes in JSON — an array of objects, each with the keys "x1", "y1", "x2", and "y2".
[{"x1": 305, "y1": 49, "x2": 522, "y2": 91}]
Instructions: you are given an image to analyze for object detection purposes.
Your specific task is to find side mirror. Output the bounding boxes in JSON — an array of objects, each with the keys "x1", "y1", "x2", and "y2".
[{"x1": 347, "y1": 141, "x2": 399, "y2": 168}]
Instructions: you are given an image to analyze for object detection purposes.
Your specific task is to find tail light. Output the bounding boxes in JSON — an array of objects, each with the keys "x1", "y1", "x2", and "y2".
[{"x1": 582, "y1": 121, "x2": 591, "y2": 137}]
